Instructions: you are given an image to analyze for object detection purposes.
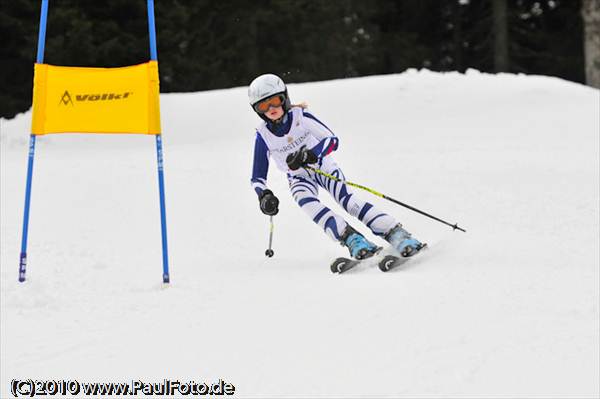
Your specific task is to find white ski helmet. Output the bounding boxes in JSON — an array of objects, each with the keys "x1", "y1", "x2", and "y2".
[{"x1": 248, "y1": 74, "x2": 291, "y2": 120}]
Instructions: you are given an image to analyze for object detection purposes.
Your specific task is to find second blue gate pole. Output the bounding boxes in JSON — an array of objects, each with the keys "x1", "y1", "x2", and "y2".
[{"x1": 148, "y1": 0, "x2": 170, "y2": 283}]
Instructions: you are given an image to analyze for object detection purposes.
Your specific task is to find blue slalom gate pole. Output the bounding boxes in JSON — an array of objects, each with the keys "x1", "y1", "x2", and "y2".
[
  {"x1": 148, "y1": 0, "x2": 170, "y2": 283},
  {"x1": 19, "y1": 0, "x2": 48, "y2": 282}
]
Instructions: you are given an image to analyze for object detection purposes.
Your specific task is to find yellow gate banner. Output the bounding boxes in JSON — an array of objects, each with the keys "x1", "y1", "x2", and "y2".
[{"x1": 31, "y1": 61, "x2": 161, "y2": 135}]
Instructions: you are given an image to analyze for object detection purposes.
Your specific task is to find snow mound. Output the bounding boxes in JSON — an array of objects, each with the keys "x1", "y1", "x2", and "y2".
[{"x1": 2, "y1": 70, "x2": 598, "y2": 397}]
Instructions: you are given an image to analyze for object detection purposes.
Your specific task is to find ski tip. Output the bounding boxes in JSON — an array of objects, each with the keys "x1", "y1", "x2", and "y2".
[
  {"x1": 330, "y1": 258, "x2": 347, "y2": 273},
  {"x1": 330, "y1": 257, "x2": 359, "y2": 274},
  {"x1": 378, "y1": 255, "x2": 398, "y2": 272}
]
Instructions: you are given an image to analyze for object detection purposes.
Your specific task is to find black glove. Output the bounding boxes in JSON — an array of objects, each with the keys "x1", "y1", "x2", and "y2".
[
  {"x1": 259, "y1": 189, "x2": 279, "y2": 216},
  {"x1": 286, "y1": 145, "x2": 318, "y2": 171}
]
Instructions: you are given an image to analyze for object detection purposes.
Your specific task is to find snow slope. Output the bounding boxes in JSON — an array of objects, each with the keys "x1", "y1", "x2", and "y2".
[{"x1": 1, "y1": 69, "x2": 599, "y2": 398}]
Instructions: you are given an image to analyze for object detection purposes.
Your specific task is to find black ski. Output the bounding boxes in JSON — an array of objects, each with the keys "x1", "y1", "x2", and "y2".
[{"x1": 331, "y1": 244, "x2": 428, "y2": 274}]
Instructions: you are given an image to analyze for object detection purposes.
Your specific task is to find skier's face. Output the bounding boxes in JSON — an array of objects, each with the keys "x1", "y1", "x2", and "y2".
[{"x1": 265, "y1": 105, "x2": 284, "y2": 121}]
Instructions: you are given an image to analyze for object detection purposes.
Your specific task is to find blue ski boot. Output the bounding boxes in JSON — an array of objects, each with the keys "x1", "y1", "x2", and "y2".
[
  {"x1": 385, "y1": 224, "x2": 425, "y2": 257},
  {"x1": 340, "y1": 226, "x2": 380, "y2": 260}
]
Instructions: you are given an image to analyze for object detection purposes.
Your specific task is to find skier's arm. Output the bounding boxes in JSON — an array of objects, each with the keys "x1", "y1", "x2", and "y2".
[
  {"x1": 303, "y1": 111, "x2": 339, "y2": 159},
  {"x1": 251, "y1": 132, "x2": 270, "y2": 197},
  {"x1": 251, "y1": 132, "x2": 279, "y2": 215}
]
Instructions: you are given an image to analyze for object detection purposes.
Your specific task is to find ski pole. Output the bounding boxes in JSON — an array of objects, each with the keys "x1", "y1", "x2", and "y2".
[
  {"x1": 305, "y1": 166, "x2": 466, "y2": 233},
  {"x1": 265, "y1": 215, "x2": 275, "y2": 257}
]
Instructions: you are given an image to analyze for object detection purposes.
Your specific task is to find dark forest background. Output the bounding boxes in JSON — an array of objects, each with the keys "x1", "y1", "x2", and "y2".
[{"x1": 0, "y1": 0, "x2": 585, "y2": 119}]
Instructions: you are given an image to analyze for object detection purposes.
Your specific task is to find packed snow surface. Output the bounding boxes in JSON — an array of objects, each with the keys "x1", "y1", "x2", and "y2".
[{"x1": 2, "y1": 69, "x2": 599, "y2": 397}]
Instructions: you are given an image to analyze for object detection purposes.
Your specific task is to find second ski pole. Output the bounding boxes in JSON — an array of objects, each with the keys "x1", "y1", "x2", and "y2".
[{"x1": 306, "y1": 166, "x2": 466, "y2": 233}]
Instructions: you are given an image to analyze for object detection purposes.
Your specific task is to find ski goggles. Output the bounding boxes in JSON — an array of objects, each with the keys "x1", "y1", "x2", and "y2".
[{"x1": 253, "y1": 94, "x2": 286, "y2": 113}]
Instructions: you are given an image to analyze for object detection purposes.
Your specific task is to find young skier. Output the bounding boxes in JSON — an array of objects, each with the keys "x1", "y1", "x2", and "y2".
[{"x1": 249, "y1": 73, "x2": 424, "y2": 260}]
